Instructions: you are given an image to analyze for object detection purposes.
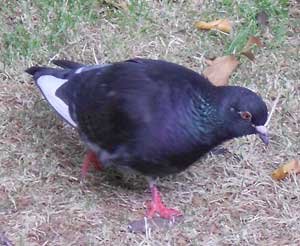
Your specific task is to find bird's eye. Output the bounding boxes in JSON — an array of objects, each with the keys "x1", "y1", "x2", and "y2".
[{"x1": 240, "y1": 111, "x2": 252, "y2": 121}]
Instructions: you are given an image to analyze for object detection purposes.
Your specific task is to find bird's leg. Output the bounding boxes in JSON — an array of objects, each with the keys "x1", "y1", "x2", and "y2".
[
  {"x1": 81, "y1": 150, "x2": 102, "y2": 179},
  {"x1": 146, "y1": 180, "x2": 183, "y2": 219}
]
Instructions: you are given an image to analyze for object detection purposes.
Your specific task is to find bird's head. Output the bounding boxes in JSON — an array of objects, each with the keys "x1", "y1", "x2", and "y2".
[{"x1": 219, "y1": 86, "x2": 269, "y2": 145}]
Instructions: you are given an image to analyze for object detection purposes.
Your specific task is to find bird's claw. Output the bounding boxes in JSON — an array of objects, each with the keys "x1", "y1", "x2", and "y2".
[{"x1": 146, "y1": 201, "x2": 183, "y2": 219}]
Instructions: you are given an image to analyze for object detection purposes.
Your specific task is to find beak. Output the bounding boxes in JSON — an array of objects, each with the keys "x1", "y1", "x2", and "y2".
[{"x1": 255, "y1": 125, "x2": 269, "y2": 145}]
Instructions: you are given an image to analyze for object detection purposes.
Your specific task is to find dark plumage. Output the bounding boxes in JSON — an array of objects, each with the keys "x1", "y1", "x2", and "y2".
[{"x1": 26, "y1": 58, "x2": 269, "y2": 219}]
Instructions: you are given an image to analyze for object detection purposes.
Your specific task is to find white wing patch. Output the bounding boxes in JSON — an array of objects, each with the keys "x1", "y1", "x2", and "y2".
[
  {"x1": 75, "y1": 64, "x2": 109, "y2": 74},
  {"x1": 36, "y1": 75, "x2": 77, "y2": 127}
]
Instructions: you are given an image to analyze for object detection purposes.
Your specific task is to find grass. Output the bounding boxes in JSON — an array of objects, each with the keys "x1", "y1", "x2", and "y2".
[
  {"x1": 1, "y1": 0, "x2": 300, "y2": 245},
  {"x1": 1, "y1": 0, "x2": 101, "y2": 63}
]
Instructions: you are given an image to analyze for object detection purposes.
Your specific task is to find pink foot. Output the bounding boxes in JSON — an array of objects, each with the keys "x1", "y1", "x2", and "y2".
[
  {"x1": 81, "y1": 150, "x2": 102, "y2": 179},
  {"x1": 146, "y1": 185, "x2": 183, "y2": 219}
]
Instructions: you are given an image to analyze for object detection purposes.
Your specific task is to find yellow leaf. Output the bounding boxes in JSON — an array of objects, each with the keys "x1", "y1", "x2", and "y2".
[
  {"x1": 272, "y1": 159, "x2": 300, "y2": 181},
  {"x1": 203, "y1": 55, "x2": 239, "y2": 86},
  {"x1": 195, "y1": 19, "x2": 232, "y2": 33}
]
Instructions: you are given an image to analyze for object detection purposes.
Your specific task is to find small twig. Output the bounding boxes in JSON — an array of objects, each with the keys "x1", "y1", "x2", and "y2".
[
  {"x1": 213, "y1": 28, "x2": 230, "y2": 36},
  {"x1": 144, "y1": 217, "x2": 150, "y2": 239},
  {"x1": 41, "y1": 241, "x2": 49, "y2": 246},
  {"x1": 92, "y1": 47, "x2": 99, "y2": 64},
  {"x1": 49, "y1": 53, "x2": 60, "y2": 64},
  {"x1": 265, "y1": 92, "x2": 281, "y2": 127},
  {"x1": 57, "y1": 173, "x2": 79, "y2": 182}
]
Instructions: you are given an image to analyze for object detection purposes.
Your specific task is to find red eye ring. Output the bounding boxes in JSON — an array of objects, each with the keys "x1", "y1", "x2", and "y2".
[{"x1": 240, "y1": 111, "x2": 252, "y2": 121}]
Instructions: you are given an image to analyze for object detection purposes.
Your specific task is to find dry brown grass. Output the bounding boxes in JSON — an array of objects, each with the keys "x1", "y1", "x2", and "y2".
[{"x1": 1, "y1": 0, "x2": 300, "y2": 245}]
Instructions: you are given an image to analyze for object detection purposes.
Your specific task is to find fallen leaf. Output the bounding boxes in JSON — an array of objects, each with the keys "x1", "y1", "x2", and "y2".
[
  {"x1": 245, "y1": 36, "x2": 263, "y2": 49},
  {"x1": 272, "y1": 159, "x2": 300, "y2": 181},
  {"x1": 241, "y1": 50, "x2": 255, "y2": 61},
  {"x1": 256, "y1": 10, "x2": 269, "y2": 27},
  {"x1": 203, "y1": 55, "x2": 239, "y2": 86},
  {"x1": 195, "y1": 19, "x2": 232, "y2": 33},
  {"x1": 241, "y1": 36, "x2": 263, "y2": 61}
]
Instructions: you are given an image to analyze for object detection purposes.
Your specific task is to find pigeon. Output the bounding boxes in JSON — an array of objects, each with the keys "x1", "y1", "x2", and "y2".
[{"x1": 26, "y1": 58, "x2": 269, "y2": 219}]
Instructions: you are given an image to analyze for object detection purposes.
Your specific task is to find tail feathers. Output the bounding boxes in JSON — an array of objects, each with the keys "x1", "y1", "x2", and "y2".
[
  {"x1": 25, "y1": 66, "x2": 52, "y2": 80},
  {"x1": 25, "y1": 66, "x2": 46, "y2": 76},
  {"x1": 35, "y1": 75, "x2": 77, "y2": 127},
  {"x1": 25, "y1": 66, "x2": 77, "y2": 127},
  {"x1": 52, "y1": 59, "x2": 84, "y2": 69},
  {"x1": 25, "y1": 66, "x2": 71, "y2": 80},
  {"x1": 25, "y1": 59, "x2": 88, "y2": 128}
]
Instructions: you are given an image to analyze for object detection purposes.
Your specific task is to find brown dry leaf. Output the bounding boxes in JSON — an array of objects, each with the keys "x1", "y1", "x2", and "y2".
[
  {"x1": 203, "y1": 55, "x2": 239, "y2": 86},
  {"x1": 272, "y1": 159, "x2": 300, "y2": 181},
  {"x1": 195, "y1": 19, "x2": 232, "y2": 33},
  {"x1": 244, "y1": 36, "x2": 263, "y2": 49},
  {"x1": 241, "y1": 36, "x2": 263, "y2": 61},
  {"x1": 241, "y1": 50, "x2": 255, "y2": 61}
]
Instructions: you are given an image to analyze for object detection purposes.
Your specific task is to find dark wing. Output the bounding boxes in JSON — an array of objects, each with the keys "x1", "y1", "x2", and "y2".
[
  {"x1": 68, "y1": 59, "x2": 213, "y2": 154},
  {"x1": 69, "y1": 59, "x2": 171, "y2": 151}
]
